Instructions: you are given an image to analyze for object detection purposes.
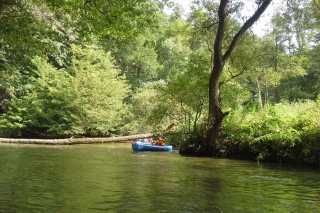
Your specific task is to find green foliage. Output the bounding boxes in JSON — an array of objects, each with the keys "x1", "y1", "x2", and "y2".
[
  {"x1": 261, "y1": 0, "x2": 318, "y2": 103},
  {"x1": 157, "y1": 35, "x2": 190, "y2": 81},
  {"x1": 121, "y1": 87, "x2": 158, "y2": 135},
  {"x1": 117, "y1": 34, "x2": 163, "y2": 87},
  {"x1": 220, "y1": 80, "x2": 252, "y2": 110},
  {"x1": 0, "y1": 0, "x2": 319, "y2": 167},
  {"x1": 104, "y1": 15, "x2": 191, "y2": 89},
  {"x1": 0, "y1": 0, "x2": 162, "y2": 106},
  {"x1": 222, "y1": 99, "x2": 320, "y2": 165},
  {"x1": 0, "y1": 0, "x2": 84, "y2": 110},
  {"x1": 82, "y1": 0, "x2": 161, "y2": 40},
  {"x1": 150, "y1": 47, "x2": 210, "y2": 135},
  {"x1": 0, "y1": 45, "x2": 129, "y2": 138}
]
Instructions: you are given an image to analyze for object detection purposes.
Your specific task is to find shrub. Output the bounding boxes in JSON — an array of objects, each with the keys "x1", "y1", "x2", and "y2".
[
  {"x1": 0, "y1": 45, "x2": 129, "y2": 138},
  {"x1": 221, "y1": 99, "x2": 320, "y2": 165}
]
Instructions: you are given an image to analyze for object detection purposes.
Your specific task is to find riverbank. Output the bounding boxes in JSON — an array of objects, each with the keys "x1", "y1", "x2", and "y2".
[{"x1": 0, "y1": 133, "x2": 153, "y2": 145}]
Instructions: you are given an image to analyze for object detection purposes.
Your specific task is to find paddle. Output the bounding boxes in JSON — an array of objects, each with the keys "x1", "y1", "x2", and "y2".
[
  {"x1": 161, "y1": 122, "x2": 175, "y2": 138},
  {"x1": 167, "y1": 122, "x2": 175, "y2": 130}
]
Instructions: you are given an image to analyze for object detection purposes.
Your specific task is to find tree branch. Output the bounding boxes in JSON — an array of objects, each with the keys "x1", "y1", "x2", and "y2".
[
  {"x1": 204, "y1": 21, "x2": 219, "y2": 29},
  {"x1": 222, "y1": 0, "x2": 272, "y2": 63},
  {"x1": 220, "y1": 51, "x2": 268, "y2": 86},
  {"x1": 214, "y1": 0, "x2": 229, "y2": 66},
  {"x1": 220, "y1": 66, "x2": 247, "y2": 86}
]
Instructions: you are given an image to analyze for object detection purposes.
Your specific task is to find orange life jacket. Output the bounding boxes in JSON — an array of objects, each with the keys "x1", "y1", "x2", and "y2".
[{"x1": 156, "y1": 140, "x2": 165, "y2": 146}]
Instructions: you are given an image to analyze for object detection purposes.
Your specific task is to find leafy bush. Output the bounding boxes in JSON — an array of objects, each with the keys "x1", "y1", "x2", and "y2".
[
  {"x1": 221, "y1": 98, "x2": 320, "y2": 165},
  {"x1": 0, "y1": 45, "x2": 129, "y2": 138},
  {"x1": 120, "y1": 87, "x2": 158, "y2": 135}
]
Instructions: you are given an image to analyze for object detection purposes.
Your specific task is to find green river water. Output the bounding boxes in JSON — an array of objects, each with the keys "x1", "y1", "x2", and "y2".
[{"x1": 0, "y1": 143, "x2": 319, "y2": 213}]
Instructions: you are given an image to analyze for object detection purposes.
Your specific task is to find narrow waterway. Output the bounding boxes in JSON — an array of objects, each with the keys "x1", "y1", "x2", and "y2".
[{"x1": 0, "y1": 143, "x2": 319, "y2": 213}]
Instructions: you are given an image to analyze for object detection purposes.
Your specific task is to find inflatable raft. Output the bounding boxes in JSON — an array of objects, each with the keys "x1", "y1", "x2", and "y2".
[{"x1": 132, "y1": 141, "x2": 172, "y2": 152}]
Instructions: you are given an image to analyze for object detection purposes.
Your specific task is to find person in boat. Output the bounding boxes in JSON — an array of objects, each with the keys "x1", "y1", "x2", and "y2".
[
  {"x1": 141, "y1": 138, "x2": 149, "y2": 143},
  {"x1": 141, "y1": 138, "x2": 153, "y2": 144},
  {"x1": 155, "y1": 136, "x2": 165, "y2": 146}
]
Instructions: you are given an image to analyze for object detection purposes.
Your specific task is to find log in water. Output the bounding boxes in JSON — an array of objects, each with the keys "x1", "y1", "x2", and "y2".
[{"x1": 0, "y1": 133, "x2": 153, "y2": 145}]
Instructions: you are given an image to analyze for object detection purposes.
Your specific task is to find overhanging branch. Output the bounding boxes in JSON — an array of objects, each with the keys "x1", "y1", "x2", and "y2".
[{"x1": 222, "y1": 0, "x2": 272, "y2": 63}]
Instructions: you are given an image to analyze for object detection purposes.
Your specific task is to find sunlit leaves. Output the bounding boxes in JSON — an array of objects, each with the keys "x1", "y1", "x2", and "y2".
[
  {"x1": 157, "y1": 36, "x2": 190, "y2": 80},
  {"x1": 68, "y1": 45, "x2": 129, "y2": 136},
  {"x1": 83, "y1": 0, "x2": 160, "y2": 39},
  {"x1": 151, "y1": 48, "x2": 210, "y2": 133},
  {"x1": 0, "y1": 45, "x2": 129, "y2": 138},
  {"x1": 121, "y1": 87, "x2": 158, "y2": 134},
  {"x1": 223, "y1": 99, "x2": 320, "y2": 163}
]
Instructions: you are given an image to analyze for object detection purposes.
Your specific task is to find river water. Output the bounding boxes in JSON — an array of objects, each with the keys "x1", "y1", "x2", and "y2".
[{"x1": 0, "y1": 143, "x2": 319, "y2": 213}]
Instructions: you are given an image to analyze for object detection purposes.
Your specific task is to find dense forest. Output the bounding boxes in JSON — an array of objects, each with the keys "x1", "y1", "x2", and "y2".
[{"x1": 0, "y1": 0, "x2": 319, "y2": 165}]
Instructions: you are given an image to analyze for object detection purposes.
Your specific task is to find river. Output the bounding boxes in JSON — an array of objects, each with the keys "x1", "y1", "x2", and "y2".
[{"x1": 0, "y1": 143, "x2": 319, "y2": 212}]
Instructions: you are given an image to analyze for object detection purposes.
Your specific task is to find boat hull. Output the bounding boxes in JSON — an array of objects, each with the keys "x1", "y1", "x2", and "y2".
[{"x1": 132, "y1": 141, "x2": 172, "y2": 152}]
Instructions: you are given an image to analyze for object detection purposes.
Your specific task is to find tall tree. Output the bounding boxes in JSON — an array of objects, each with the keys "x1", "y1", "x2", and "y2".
[{"x1": 204, "y1": 0, "x2": 272, "y2": 155}]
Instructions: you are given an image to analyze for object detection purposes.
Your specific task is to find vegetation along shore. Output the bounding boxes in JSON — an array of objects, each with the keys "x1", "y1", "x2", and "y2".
[{"x1": 0, "y1": 1, "x2": 319, "y2": 166}]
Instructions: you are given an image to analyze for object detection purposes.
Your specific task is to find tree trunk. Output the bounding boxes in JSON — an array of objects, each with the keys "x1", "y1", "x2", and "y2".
[
  {"x1": 207, "y1": 65, "x2": 224, "y2": 154},
  {"x1": 206, "y1": 0, "x2": 272, "y2": 155},
  {"x1": 205, "y1": 0, "x2": 229, "y2": 155},
  {"x1": 256, "y1": 79, "x2": 263, "y2": 108}
]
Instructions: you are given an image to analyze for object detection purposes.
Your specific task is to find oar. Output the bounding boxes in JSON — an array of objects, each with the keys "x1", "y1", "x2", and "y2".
[
  {"x1": 154, "y1": 123, "x2": 175, "y2": 145},
  {"x1": 167, "y1": 122, "x2": 175, "y2": 130},
  {"x1": 160, "y1": 123, "x2": 175, "y2": 140}
]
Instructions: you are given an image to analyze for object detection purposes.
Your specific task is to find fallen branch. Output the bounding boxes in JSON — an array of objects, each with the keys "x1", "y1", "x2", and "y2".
[{"x1": 0, "y1": 133, "x2": 153, "y2": 145}]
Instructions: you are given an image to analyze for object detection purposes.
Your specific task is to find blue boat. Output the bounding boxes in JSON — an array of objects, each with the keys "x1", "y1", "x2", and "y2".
[{"x1": 132, "y1": 141, "x2": 172, "y2": 152}]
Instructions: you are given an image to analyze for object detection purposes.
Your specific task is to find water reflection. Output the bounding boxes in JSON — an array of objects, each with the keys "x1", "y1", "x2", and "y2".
[{"x1": 0, "y1": 143, "x2": 319, "y2": 213}]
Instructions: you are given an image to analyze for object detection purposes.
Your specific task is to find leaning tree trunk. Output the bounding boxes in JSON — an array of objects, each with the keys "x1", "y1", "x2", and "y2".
[
  {"x1": 205, "y1": 0, "x2": 228, "y2": 155},
  {"x1": 205, "y1": 0, "x2": 272, "y2": 156},
  {"x1": 206, "y1": 63, "x2": 230, "y2": 155},
  {"x1": 207, "y1": 68, "x2": 222, "y2": 154}
]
